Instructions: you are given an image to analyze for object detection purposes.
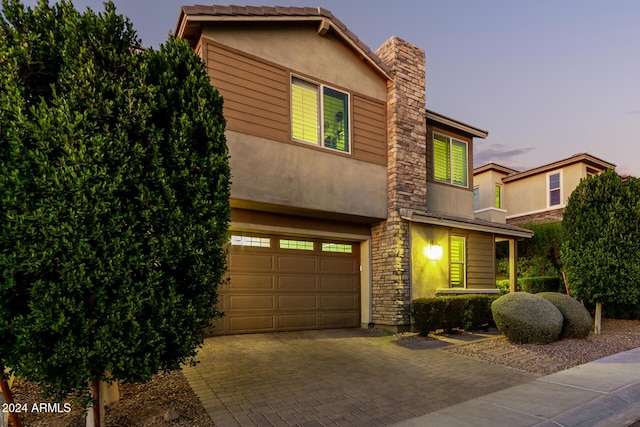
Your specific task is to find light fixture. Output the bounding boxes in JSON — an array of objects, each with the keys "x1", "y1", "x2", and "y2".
[{"x1": 424, "y1": 241, "x2": 443, "y2": 260}]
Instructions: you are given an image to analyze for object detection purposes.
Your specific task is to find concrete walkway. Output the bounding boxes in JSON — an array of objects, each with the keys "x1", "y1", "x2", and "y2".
[
  {"x1": 394, "y1": 347, "x2": 640, "y2": 427},
  {"x1": 184, "y1": 329, "x2": 640, "y2": 426}
]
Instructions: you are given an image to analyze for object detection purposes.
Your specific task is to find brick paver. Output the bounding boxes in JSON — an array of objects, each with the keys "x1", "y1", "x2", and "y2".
[{"x1": 183, "y1": 329, "x2": 537, "y2": 426}]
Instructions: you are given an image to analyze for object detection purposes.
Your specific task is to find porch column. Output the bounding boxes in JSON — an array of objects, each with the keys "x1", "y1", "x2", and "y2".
[{"x1": 509, "y1": 239, "x2": 518, "y2": 293}]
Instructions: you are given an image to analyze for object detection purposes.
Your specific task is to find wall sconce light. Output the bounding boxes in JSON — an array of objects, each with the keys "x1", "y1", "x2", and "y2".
[{"x1": 423, "y1": 242, "x2": 443, "y2": 260}]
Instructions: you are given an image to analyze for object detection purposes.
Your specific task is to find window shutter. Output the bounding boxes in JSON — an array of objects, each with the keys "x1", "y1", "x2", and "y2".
[
  {"x1": 433, "y1": 135, "x2": 450, "y2": 182},
  {"x1": 450, "y1": 236, "x2": 465, "y2": 288},
  {"x1": 291, "y1": 77, "x2": 319, "y2": 144},
  {"x1": 451, "y1": 140, "x2": 467, "y2": 186}
]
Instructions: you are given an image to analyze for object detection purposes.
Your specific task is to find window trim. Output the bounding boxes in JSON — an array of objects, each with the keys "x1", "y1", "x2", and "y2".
[
  {"x1": 290, "y1": 74, "x2": 351, "y2": 154},
  {"x1": 547, "y1": 171, "x2": 562, "y2": 207},
  {"x1": 433, "y1": 132, "x2": 469, "y2": 188},
  {"x1": 450, "y1": 235, "x2": 466, "y2": 288}
]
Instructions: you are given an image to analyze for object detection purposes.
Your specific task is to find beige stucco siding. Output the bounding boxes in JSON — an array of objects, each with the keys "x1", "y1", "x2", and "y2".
[
  {"x1": 202, "y1": 22, "x2": 387, "y2": 101},
  {"x1": 473, "y1": 169, "x2": 508, "y2": 223},
  {"x1": 227, "y1": 131, "x2": 387, "y2": 219}
]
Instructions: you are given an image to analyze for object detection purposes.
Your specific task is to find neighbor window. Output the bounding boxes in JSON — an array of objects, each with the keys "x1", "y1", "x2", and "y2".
[
  {"x1": 291, "y1": 76, "x2": 349, "y2": 152},
  {"x1": 433, "y1": 134, "x2": 468, "y2": 187},
  {"x1": 549, "y1": 172, "x2": 561, "y2": 206},
  {"x1": 495, "y1": 184, "x2": 502, "y2": 209},
  {"x1": 450, "y1": 236, "x2": 466, "y2": 288}
]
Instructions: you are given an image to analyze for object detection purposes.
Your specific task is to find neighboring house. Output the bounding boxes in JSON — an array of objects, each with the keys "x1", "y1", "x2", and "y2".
[
  {"x1": 474, "y1": 153, "x2": 616, "y2": 226},
  {"x1": 175, "y1": 5, "x2": 532, "y2": 335}
]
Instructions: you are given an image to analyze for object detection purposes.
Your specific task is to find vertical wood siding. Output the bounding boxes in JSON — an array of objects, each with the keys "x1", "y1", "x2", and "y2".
[{"x1": 204, "y1": 39, "x2": 387, "y2": 166}]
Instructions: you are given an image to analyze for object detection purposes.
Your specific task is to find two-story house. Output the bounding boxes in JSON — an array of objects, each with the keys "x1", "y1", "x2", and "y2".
[
  {"x1": 175, "y1": 5, "x2": 531, "y2": 335},
  {"x1": 474, "y1": 153, "x2": 616, "y2": 225}
]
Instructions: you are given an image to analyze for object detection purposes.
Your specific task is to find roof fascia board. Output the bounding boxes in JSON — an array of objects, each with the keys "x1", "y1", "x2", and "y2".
[
  {"x1": 402, "y1": 214, "x2": 533, "y2": 238},
  {"x1": 426, "y1": 111, "x2": 488, "y2": 139},
  {"x1": 503, "y1": 154, "x2": 616, "y2": 183}
]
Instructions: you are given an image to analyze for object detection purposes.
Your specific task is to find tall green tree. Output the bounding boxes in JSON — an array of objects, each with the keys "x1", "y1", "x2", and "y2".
[
  {"x1": 561, "y1": 169, "x2": 640, "y2": 333},
  {"x1": 0, "y1": 0, "x2": 230, "y2": 415}
]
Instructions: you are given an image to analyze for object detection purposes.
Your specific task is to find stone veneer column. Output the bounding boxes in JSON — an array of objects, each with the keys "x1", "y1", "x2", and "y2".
[{"x1": 371, "y1": 37, "x2": 427, "y2": 330}]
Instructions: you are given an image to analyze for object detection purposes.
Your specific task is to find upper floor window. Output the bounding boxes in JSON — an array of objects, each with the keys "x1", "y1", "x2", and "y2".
[
  {"x1": 433, "y1": 133, "x2": 468, "y2": 187},
  {"x1": 495, "y1": 184, "x2": 502, "y2": 209},
  {"x1": 291, "y1": 76, "x2": 350, "y2": 153},
  {"x1": 548, "y1": 172, "x2": 561, "y2": 206}
]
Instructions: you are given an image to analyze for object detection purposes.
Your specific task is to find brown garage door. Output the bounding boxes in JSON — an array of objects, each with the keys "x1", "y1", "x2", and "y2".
[{"x1": 211, "y1": 233, "x2": 360, "y2": 335}]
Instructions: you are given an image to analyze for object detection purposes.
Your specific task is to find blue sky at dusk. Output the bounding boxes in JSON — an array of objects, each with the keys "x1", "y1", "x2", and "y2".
[{"x1": 16, "y1": 0, "x2": 640, "y2": 176}]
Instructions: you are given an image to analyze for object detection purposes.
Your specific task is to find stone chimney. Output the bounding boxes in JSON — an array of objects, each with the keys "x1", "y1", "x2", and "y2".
[{"x1": 370, "y1": 37, "x2": 426, "y2": 330}]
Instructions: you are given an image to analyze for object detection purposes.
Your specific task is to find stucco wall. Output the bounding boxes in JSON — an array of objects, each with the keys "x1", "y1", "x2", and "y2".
[
  {"x1": 427, "y1": 182, "x2": 475, "y2": 219},
  {"x1": 202, "y1": 22, "x2": 387, "y2": 102},
  {"x1": 411, "y1": 224, "x2": 449, "y2": 298},
  {"x1": 227, "y1": 130, "x2": 387, "y2": 219}
]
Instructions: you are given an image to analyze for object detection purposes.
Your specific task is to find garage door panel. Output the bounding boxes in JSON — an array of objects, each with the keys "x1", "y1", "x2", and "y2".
[
  {"x1": 230, "y1": 274, "x2": 275, "y2": 290},
  {"x1": 320, "y1": 258, "x2": 358, "y2": 274},
  {"x1": 321, "y1": 312, "x2": 359, "y2": 328},
  {"x1": 320, "y1": 276, "x2": 358, "y2": 291},
  {"x1": 278, "y1": 275, "x2": 318, "y2": 290},
  {"x1": 229, "y1": 315, "x2": 275, "y2": 333},
  {"x1": 229, "y1": 253, "x2": 274, "y2": 270},
  {"x1": 229, "y1": 295, "x2": 275, "y2": 310},
  {"x1": 279, "y1": 313, "x2": 318, "y2": 329},
  {"x1": 278, "y1": 295, "x2": 317, "y2": 310},
  {"x1": 278, "y1": 255, "x2": 317, "y2": 272},
  {"x1": 320, "y1": 294, "x2": 358, "y2": 310}
]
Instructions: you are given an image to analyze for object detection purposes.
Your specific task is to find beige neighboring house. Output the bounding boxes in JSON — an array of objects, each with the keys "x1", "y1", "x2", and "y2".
[
  {"x1": 175, "y1": 4, "x2": 531, "y2": 335},
  {"x1": 474, "y1": 153, "x2": 616, "y2": 226}
]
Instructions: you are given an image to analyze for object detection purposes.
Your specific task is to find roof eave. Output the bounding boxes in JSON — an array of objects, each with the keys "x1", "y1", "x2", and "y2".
[{"x1": 426, "y1": 110, "x2": 488, "y2": 139}]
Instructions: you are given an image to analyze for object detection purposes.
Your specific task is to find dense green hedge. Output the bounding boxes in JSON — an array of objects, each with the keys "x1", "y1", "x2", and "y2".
[
  {"x1": 491, "y1": 292, "x2": 563, "y2": 344},
  {"x1": 410, "y1": 295, "x2": 498, "y2": 336},
  {"x1": 519, "y1": 277, "x2": 565, "y2": 294}
]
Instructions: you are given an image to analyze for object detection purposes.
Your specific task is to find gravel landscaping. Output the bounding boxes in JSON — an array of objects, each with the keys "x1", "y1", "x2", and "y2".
[{"x1": 6, "y1": 318, "x2": 640, "y2": 426}]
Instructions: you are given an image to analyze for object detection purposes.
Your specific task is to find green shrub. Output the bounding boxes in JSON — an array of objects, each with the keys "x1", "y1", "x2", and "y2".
[
  {"x1": 599, "y1": 302, "x2": 640, "y2": 320},
  {"x1": 496, "y1": 280, "x2": 511, "y2": 295},
  {"x1": 491, "y1": 292, "x2": 563, "y2": 344},
  {"x1": 520, "y1": 277, "x2": 564, "y2": 294},
  {"x1": 410, "y1": 295, "x2": 499, "y2": 335},
  {"x1": 410, "y1": 298, "x2": 446, "y2": 336},
  {"x1": 536, "y1": 292, "x2": 592, "y2": 338},
  {"x1": 464, "y1": 295, "x2": 497, "y2": 330}
]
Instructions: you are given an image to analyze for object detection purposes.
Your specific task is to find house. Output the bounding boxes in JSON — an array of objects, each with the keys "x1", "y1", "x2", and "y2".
[
  {"x1": 474, "y1": 153, "x2": 616, "y2": 225},
  {"x1": 175, "y1": 5, "x2": 532, "y2": 335}
]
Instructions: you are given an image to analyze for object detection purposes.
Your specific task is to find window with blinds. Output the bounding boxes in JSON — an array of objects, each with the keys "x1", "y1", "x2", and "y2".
[
  {"x1": 549, "y1": 172, "x2": 561, "y2": 206},
  {"x1": 495, "y1": 184, "x2": 502, "y2": 209},
  {"x1": 433, "y1": 133, "x2": 468, "y2": 187},
  {"x1": 291, "y1": 75, "x2": 350, "y2": 153},
  {"x1": 450, "y1": 236, "x2": 466, "y2": 288}
]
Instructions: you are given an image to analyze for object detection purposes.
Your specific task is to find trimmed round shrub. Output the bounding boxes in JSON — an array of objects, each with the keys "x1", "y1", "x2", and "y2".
[
  {"x1": 491, "y1": 292, "x2": 563, "y2": 344},
  {"x1": 537, "y1": 292, "x2": 592, "y2": 338}
]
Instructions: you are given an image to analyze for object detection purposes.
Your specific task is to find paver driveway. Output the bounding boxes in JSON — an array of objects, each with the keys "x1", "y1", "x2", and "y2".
[{"x1": 183, "y1": 328, "x2": 537, "y2": 427}]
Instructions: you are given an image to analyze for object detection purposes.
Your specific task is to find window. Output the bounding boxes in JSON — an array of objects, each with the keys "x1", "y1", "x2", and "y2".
[
  {"x1": 291, "y1": 76, "x2": 349, "y2": 152},
  {"x1": 549, "y1": 172, "x2": 561, "y2": 206},
  {"x1": 450, "y1": 236, "x2": 466, "y2": 288},
  {"x1": 230, "y1": 235, "x2": 270, "y2": 247},
  {"x1": 473, "y1": 188, "x2": 479, "y2": 211},
  {"x1": 280, "y1": 239, "x2": 314, "y2": 251},
  {"x1": 433, "y1": 133, "x2": 468, "y2": 187},
  {"x1": 322, "y1": 242, "x2": 353, "y2": 253},
  {"x1": 495, "y1": 184, "x2": 502, "y2": 209}
]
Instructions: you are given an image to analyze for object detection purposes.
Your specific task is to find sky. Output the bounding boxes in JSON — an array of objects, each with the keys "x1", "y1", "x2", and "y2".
[{"x1": 15, "y1": 0, "x2": 640, "y2": 176}]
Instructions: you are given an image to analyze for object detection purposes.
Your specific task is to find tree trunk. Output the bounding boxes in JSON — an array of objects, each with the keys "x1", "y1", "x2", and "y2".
[
  {"x1": 0, "y1": 374, "x2": 22, "y2": 427},
  {"x1": 594, "y1": 301, "x2": 602, "y2": 335}
]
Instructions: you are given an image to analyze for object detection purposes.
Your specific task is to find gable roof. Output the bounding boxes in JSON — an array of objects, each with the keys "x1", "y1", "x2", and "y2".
[
  {"x1": 502, "y1": 152, "x2": 616, "y2": 183},
  {"x1": 473, "y1": 162, "x2": 520, "y2": 175},
  {"x1": 175, "y1": 5, "x2": 393, "y2": 80}
]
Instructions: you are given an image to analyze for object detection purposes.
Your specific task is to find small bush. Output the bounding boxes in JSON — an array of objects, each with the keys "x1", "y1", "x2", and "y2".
[
  {"x1": 520, "y1": 276, "x2": 564, "y2": 294},
  {"x1": 600, "y1": 302, "x2": 640, "y2": 320},
  {"x1": 537, "y1": 292, "x2": 592, "y2": 338},
  {"x1": 495, "y1": 280, "x2": 511, "y2": 295},
  {"x1": 491, "y1": 292, "x2": 563, "y2": 344},
  {"x1": 464, "y1": 295, "x2": 496, "y2": 330},
  {"x1": 410, "y1": 295, "x2": 498, "y2": 336}
]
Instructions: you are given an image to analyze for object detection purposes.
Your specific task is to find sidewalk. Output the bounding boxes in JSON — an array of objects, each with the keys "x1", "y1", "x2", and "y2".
[{"x1": 393, "y1": 347, "x2": 640, "y2": 427}]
